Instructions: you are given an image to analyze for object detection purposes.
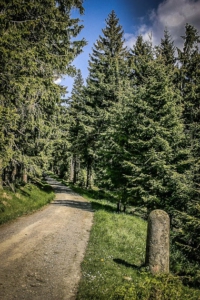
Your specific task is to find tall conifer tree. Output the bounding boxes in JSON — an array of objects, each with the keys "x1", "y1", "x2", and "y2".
[
  {"x1": 83, "y1": 11, "x2": 128, "y2": 186},
  {"x1": 157, "y1": 29, "x2": 176, "y2": 66},
  {"x1": 68, "y1": 70, "x2": 85, "y2": 184},
  {"x1": 128, "y1": 35, "x2": 153, "y2": 86},
  {"x1": 104, "y1": 47, "x2": 191, "y2": 212}
]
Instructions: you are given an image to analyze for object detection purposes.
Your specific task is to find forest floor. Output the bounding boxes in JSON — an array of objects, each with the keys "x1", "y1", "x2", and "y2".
[{"x1": 0, "y1": 177, "x2": 94, "y2": 300}]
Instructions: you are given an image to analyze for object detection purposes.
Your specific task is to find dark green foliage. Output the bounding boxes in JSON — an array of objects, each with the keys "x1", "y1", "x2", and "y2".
[
  {"x1": 101, "y1": 37, "x2": 191, "y2": 212},
  {"x1": 87, "y1": 10, "x2": 128, "y2": 100},
  {"x1": 85, "y1": 11, "x2": 129, "y2": 187},
  {"x1": 0, "y1": 0, "x2": 86, "y2": 186},
  {"x1": 128, "y1": 35, "x2": 153, "y2": 88},
  {"x1": 156, "y1": 29, "x2": 176, "y2": 66},
  {"x1": 68, "y1": 11, "x2": 129, "y2": 187},
  {"x1": 177, "y1": 24, "x2": 200, "y2": 189},
  {"x1": 173, "y1": 24, "x2": 200, "y2": 263}
]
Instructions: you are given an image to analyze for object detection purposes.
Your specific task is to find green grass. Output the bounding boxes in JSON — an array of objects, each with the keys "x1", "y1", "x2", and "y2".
[
  {"x1": 70, "y1": 187, "x2": 200, "y2": 300},
  {"x1": 77, "y1": 207, "x2": 147, "y2": 299},
  {"x1": 0, "y1": 181, "x2": 55, "y2": 225}
]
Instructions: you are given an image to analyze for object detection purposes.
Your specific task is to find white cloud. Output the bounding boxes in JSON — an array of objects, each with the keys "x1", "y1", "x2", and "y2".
[
  {"x1": 124, "y1": 33, "x2": 137, "y2": 48},
  {"x1": 54, "y1": 77, "x2": 62, "y2": 85},
  {"x1": 125, "y1": 0, "x2": 200, "y2": 49}
]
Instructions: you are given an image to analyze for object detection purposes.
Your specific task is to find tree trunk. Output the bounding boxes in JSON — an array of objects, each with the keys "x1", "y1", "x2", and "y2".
[
  {"x1": 0, "y1": 159, "x2": 3, "y2": 189},
  {"x1": 73, "y1": 155, "x2": 77, "y2": 184},
  {"x1": 4, "y1": 167, "x2": 9, "y2": 183},
  {"x1": 70, "y1": 156, "x2": 74, "y2": 182},
  {"x1": 86, "y1": 159, "x2": 92, "y2": 189},
  {"x1": 22, "y1": 168, "x2": 28, "y2": 184},
  {"x1": 11, "y1": 165, "x2": 17, "y2": 183}
]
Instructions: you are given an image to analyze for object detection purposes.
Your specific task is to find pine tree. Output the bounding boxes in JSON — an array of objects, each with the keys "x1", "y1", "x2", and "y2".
[
  {"x1": 128, "y1": 35, "x2": 153, "y2": 86},
  {"x1": 105, "y1": 53, "x2": 192, "y2": 212},
  {"x1": 157, "y1": 29, "x2": 176, "y2": 66},
  {"x1": 83, "y1": 11, "x2": 128, "y2": 187},
  {"x1": 88, "y1": 10, "x2": 128, "y2": 102},
  {"x1": 95, "y1": 35, "x2": 154, "y2": 201}
]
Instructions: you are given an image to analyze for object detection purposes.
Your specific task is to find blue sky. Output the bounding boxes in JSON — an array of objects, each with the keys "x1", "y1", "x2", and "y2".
[{"x1": 58, "y1": 0, "x2": 200, "y2": 96}]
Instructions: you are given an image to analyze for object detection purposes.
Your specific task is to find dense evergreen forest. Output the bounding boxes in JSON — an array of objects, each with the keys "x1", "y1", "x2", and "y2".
[{"x1": 1, "y1": 1, "x2": 200, "y2": 269}]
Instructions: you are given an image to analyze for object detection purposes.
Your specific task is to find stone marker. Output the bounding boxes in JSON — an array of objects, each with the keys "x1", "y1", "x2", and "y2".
[{"x1": 145, "y1": 209, "x2": 170, "y2": 274}]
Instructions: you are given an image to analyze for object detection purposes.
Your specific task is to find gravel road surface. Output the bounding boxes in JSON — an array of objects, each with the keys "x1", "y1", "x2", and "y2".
[{"x1": 0, "y1": 178, "x2": 93, "y2": 300}]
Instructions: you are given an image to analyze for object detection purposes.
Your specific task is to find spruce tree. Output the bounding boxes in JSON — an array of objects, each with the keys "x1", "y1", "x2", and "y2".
[
  {"x1": 157, "y1": 29, "x2": 176, "y2": 66},
  {"x1": 104, "y1": 53, "x2": 192, "y2": 212},
  {"x1": 68, "y1": 70, "x2": 85, "y2": 184},
  {"x1": 96, "y1": 35, "x2": 154, "y2": 200},
  {"x1": 83, "y1": 11, "x2": 128, "y2": 186},
  {"x1": 128, "y1": 35, "x2": 153, "y2": 86}
]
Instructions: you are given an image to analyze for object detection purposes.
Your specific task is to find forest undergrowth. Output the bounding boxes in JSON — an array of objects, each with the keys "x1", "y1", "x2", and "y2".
[{"x1": 0, "y1": 181, "x2": 54, "y2": 225}]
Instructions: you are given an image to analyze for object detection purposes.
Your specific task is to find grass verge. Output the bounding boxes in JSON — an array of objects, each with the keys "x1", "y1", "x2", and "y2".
[
  {"x1": 0, "y1": 181, "x2": 54, "y2": 225},
  {"x1": 70, "y1": 186, "x2": 200, "y2": 300}
]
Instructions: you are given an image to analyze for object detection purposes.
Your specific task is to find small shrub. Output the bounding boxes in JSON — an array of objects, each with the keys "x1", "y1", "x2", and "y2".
[{"x1": 111, "y1": 273, "x2": 200, "y2": 300}]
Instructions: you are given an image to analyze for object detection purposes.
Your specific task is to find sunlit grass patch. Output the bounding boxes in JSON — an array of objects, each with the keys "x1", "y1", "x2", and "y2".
[
  {"x1": 0, "y1": 182, "x2": 55, "y2": 225},
  {"x1": 76, "y1": 201, "x2": 147, "y2": 299}
]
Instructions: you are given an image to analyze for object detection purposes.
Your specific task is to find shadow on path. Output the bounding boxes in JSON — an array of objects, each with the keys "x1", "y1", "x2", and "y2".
[
  {"x1": 51, "y1": 200, "x2": 93, "y2": 212},
  {"x1": 46, "y1": 177, "x2": 93, "y2": 212}
]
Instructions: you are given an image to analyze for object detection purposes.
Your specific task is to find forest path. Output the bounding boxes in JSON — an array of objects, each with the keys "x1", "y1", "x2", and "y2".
[{"x1": 0, "y1": 177, "x2": 93, "y2": 300}]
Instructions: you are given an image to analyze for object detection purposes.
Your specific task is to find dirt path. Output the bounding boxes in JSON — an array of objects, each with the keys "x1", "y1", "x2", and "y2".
[{"x1": 0, "y1": 178, "x2": 94, "y2": 300}]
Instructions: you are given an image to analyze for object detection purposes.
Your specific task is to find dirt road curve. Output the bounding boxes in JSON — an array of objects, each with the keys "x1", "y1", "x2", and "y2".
[{"x1": 0, "y1": 178, "x2": 93, "y2": 300}]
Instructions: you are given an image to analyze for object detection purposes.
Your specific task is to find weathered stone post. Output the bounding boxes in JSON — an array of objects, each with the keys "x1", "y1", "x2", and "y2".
[{"x1": 145, "y1": 209, "x2": 170, "y2": 275}]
